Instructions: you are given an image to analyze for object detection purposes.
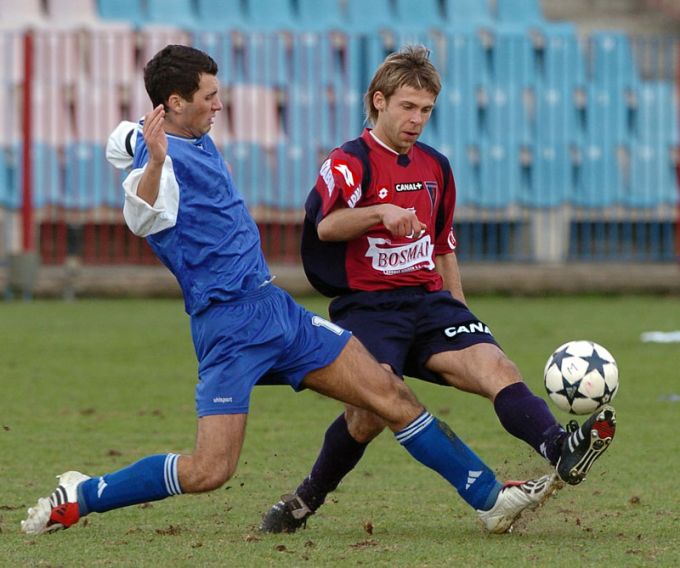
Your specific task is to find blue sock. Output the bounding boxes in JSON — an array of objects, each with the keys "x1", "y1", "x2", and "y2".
[
  {"x1": 396, "y1": 412, "x2": 501, "y2": 510},
  {"x1": 77, "y1": 454, "x2": 182, "y2": 515}
]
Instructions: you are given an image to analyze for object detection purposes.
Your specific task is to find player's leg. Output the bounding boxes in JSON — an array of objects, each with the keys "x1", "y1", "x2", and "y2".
[
  {"x1": 21, "y1": 414, "x2": 247, "y2": 535},
  {"x1": 427, "y1": 342, "x2": 568, "y2": 465},
  {"x1": 419, "y1": 292, "x2": 616, "y2": 483}
]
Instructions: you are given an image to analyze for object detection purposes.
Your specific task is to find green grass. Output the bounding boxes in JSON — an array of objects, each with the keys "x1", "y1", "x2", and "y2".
[{"x1": 1, "y1": 295, "x2": 679, "y2": 567}]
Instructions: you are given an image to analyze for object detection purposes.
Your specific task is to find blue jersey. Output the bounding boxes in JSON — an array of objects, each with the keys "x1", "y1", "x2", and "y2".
[{"x1": 131, "y1": 132, "x2": 272, "y2": 315}]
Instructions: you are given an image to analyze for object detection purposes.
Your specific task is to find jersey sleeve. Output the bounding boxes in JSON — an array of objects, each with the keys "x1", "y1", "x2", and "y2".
[
  {"x1": 434, "y1": 157, "x2": 457, "y2": 256},
  {"x1": 311, "y1": 148, "x2": 366, "y2": 225}
]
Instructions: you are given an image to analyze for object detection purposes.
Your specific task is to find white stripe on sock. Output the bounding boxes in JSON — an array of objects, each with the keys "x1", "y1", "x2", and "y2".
[
  {"x1": 164, "y1": 454, "x2": 181, "y2": 496},
  {"x1": 395, "y1": 412, "x2": 434, "y2": 444}
]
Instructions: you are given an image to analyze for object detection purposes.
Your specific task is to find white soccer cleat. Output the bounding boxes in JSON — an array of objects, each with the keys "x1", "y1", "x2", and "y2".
[
  {"x1": 21, "y1": 471, "x2": 90, "y2": 535},
  {"x1": 477, "y1": 473, "x2": 561, "y2": 534}
]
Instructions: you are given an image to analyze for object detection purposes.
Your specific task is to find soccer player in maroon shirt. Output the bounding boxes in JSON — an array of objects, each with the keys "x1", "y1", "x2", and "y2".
[{"x1": 260, "y1": 45, "x2": 616, "y2": 533}]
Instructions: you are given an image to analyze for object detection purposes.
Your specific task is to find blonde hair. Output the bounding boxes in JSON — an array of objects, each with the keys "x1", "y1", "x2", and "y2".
[{"x1": 364, "y1": 45, "x2": 441, "y2": 125}]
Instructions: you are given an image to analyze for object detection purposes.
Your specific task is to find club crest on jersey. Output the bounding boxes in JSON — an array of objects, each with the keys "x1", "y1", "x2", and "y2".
[
  {"x1": 395, "y1": 181, "x2": 423, "y2": 192},
  {"x1": 365, "y1": 235, "x2": 434, "y2": 275}
]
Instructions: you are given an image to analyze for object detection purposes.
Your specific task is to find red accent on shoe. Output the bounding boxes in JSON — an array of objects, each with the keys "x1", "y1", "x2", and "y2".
[
  {"x1": 594, "y1": 421, "x2": 615, "y2": 440},
  {"x1": 48, "y1": 503, "x2": 80, "y2": 528}
]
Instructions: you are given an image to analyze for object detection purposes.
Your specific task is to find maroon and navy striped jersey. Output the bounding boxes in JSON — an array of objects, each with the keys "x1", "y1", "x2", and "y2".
[{"x1": 302, "y1": 129, "x2": 457, "y2": 297}]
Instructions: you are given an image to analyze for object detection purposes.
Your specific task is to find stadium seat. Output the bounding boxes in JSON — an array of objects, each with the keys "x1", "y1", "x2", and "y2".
[
  {"x1": 96, "y1": 0, "x2": 146, "y2": 28},
  {"x1": 222, "y1": 141, "x2": 274, "y2": 207},
  {"x1": 32, "y1": 29, "x2": 80, "y2": 89},
  {"x1": 575, "y1": 142, "x2": 624, "y2": 207},
  {"x1": 442, "y1": 0, "x2": 494, "y2": 31},
  {"x1": 584, "y1": 84, "x2": 630, "y2": 147},
  {"x1": 0, "y1": 0, "x2": 48, "y2": 28},
  {"x1": 483, "y1": 86, "x2": 532, "y2": 147},
  {"x1": 393, "y1": 0, "x2": 445, "y2": 33},
  {"x1": 274, "y1": 140, "x2": 318, "y2": 209},
  {"x1": 138, "y1": 27, "x2": 192, "y2": 69},
  {"x1": 345, "y1": 0, "x2": 396, "y2": 35},
  {"x1": 46, "y1": 0, "x2": 120, "y2": 29},
  {"x1": 495, "y1": 0, "x2": 544, "y2": 24},
  {"x1": 627, "y1": 142, "x2": 679, "y2": 207},
  {"x1": 235, "y1": 32, "x2": 290, "y2": 86},
  {"x1": 490, "y1": 27, "x2": 535, "y2": 89},
  {"x1": 146, "y1": 0, "x2": 198, "y2": 28},
  {"x1": 534, "y1": 86, "x2": 581, "y2": 146},
  {"x1": 297, "y1": 0, "x2": 346, "y2": 33},
  {"x1": 86, "y1": 27, "x2": 137, "y2": 89},
  {"x1": 0, "y1": 144, "x2": 20, "y2": 209},
  {"x1": 230, "y1": 84, "x2": 282, "y2": 148},
  {"x1": 441, "y1": 140, "x2": 477, "y2": 208},
  {"x1": 526, "y1": 143, "x2": 574, "y2": 207},
  {"x1": 589, "y1": 31, "x2": 639, "y2": 91},
  {"x1": 632, "y1": 81, "x2": 679, "y2": 145},
  {"x1": 195, "y1": 0, "x2": 248, "y2": 32},
  {"x1": 244, "y1": 0, "x2": 299, "y2": 33},
  {"x1": 477, "y1": 141, "x2": 523, "y2": 208},
  {"x1": 539, "y1": 26, "x2": 586, "y2": 90}
]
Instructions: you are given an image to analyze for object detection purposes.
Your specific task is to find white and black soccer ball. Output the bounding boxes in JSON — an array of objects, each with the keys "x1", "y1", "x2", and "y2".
[{"x1": 543, "y1": 340, "x2": 619, "y2": 415}]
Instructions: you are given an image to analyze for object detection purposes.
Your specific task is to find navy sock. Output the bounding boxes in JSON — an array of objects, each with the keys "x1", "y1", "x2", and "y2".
[
  {"x1": 296, "y1": 414, "x2": 368, "y2": 511},
  {"x1": 494, "y1": 382, "x2": 566, "y2": 465},
  {"x1": 77, "y1": 454, "x2": 182, "y2": 515},
  {"x1": 396, "y1": 412, "x2": 501, "y2": 510}
]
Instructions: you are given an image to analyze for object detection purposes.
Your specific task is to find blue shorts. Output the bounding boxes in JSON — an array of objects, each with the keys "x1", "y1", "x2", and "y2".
[
  {"x1": 190, "y1": 285, "x2": 351, "y2": 416},
  {"x1": 329, "y1": 287, "x2": 499, "y2": 385}
]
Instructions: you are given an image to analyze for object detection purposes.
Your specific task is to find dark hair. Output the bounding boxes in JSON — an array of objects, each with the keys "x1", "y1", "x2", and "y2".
[
  {"x1": 364, "y1": 45, "x2": 441, "y2": 125},
  {"x1": 143, "y1": 44, "x2": 219, "y2": 109}
]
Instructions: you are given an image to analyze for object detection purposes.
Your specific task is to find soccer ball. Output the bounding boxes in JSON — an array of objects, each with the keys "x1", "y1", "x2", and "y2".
[{"x1": 543, "y1": 340, "x2": 619, "y2": 415}]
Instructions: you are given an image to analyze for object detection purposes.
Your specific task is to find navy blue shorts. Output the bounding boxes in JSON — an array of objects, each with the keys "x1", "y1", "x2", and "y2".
[
  {"x1": 190, "y1": 285, "x2": 351, "y2": 416},
  {"x1": 329, "y1": 287, "x2": 499, "y2": 385}
]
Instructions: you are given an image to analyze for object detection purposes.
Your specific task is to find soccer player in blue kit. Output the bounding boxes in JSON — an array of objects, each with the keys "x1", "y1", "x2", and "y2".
[
  {"x1": 21, "y1": 45, "x2": 558, "y2": 536},
  {"x1": 260, "y1": 45, "x2": 617, "y2": 533}
]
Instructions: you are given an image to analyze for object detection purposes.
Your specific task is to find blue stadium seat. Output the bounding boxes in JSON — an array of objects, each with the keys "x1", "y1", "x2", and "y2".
[
  {"x1": 146, "y1": 0, "x2": 198, "y2": 28},
  {"x1": 589, "y1": 31, "x2": 639, "y2": 91},
  {"x1": 495, "y1": 0, "x2": 544, "y2": 24},
  {"x1": 633, "y1": 81, "x2": 679, "y2": 145},
  {"x1": 584, "y1": 84, "x2": 630, "y2": 147},
  {"x1": 627, "y1": 142, "x2": 679, "y2": 207},
  {"x1": 539, "y1": 26, "x2": 586, "y2": 89},
  {"x1": 345, "y1": 0, "x2": 396, "y2": 35},
  {"x1": 393, "y1": 0, "x2": 444, "y2": 33},
  {"x1": 442, "y1": 141, "x2": 477, "y2": 208},
  {"x1": 97, "y1": 0, "x2": 145, "y2": 27},
  {"x1": 477, "y1": 141, "x2": 523, "y2": 207},
  {"x1": 245, "y1": 0, "x2": 298, "y2": 32},
  {"x1": 194, "y1": 0, "x2": 248, "y2": 32},
  {"x1": 64, "y1": 143, "x2": 123, "y2": 209},
  {"x1": 222, "y1": 141, "x2": 274, "y2": 207},
  {"x1": 526, "y1": 143, "x2": 574, "y2": 207},
  {"x1": 274, "y1": 140, "x2": 318, "y2": 209},
  {"x1": 0, "y1": 145, "x2": 19, "y2": 209},
  {"x1": 534, "y1": 85, "x2": 581, "y2": 146},
  {"x1": 575, "y1": 142, "x2": 624, "y2": 207},
  {"x1": 237, "y1": 32, "x2": 290, "y2": 86},
  {"x1": 490, "y1": 27, "x2": 535, "y2": 89},
  {"x1": 443, "y1": 0, "x2": 494, "y2": 31},
  {"x1": 31, "y1": 143, "x2": 62, "y2": 209},
  {"x1": 297, "y1": 0, "x2": 346, "y2": 33},
  {"x1": 482, "y1": 86, "x2": 532, "y2": 147}
]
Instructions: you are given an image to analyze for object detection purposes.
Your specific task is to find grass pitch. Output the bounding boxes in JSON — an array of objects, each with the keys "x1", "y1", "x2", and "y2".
[{"x1": 1, "y1": 294, "x2": 679, "y2": 567}]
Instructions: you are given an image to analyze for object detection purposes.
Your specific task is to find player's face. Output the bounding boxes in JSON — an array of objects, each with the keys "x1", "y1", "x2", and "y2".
[
  {"x1": 372, "y1": 85, "x2": 435, "y2": 154},
  {"x1": 170, "y1": 73, "x2": 223, "y2": 138}
]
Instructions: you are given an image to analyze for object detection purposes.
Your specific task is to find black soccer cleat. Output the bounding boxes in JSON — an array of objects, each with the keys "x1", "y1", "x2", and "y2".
[
  {"x1": 259, "y1": 493, "x2": 313, "y2": 534},
  {"x1": 556, "y1": 405, "x2": 616, "y2": 485}
]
